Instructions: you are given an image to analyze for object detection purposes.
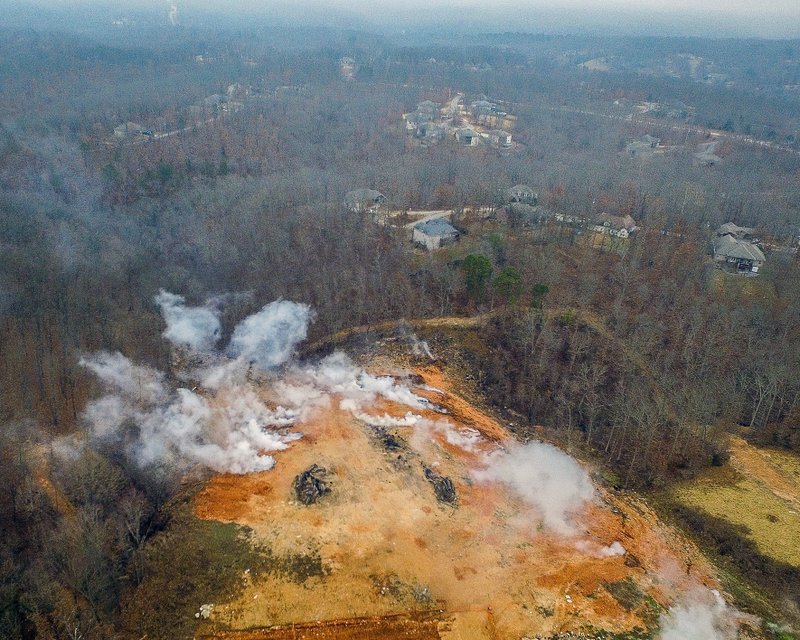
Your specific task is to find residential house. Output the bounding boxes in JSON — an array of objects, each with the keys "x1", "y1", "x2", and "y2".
[
  {"x1": 716, "y1": 222, "x2": 754, "y2": 239},
  {"x1": 470, "y1": 100, "x2": 496, "y2": 117},
  {"x1": 416, "y1": 121, "x2": 446, "y2": 142},
  {"x1": 482, "y1": 130, "x2": 513, "y2": 147},
  {"x1": 505, "y1": 184, "x2": 538, "y2": 204},
  {"x1": 625, "y1": 134, "x2": 661, "y2": 158},
  {"x1": 694, "y1": 141, "x2": 722, "y2": 166},
  {"x1": 412, "y1": 218, "x2": 460, "y2": 250},
  {"x1": 456, "y1": 128, "x2": 480, "y2": 146},
  {"x1": 592, "y1": 213, "x2": 638, "y2": 238},
  {"x1": 712, "y1": 234, "x2": 766, "y2": 273},
  {"x1": 504, "y1": 203, "x2": 541, "y2": 228},
  {"x1": 555, "y1": 212, "x2": 586, "y2": 225},
  {"x1": 478, "y1": 112, "x2": 517, "y2": 130},
  {"x1": 344, "y1": 189, "x2": 387, "y2": 214},
  {"x1": 403, "y1": 110, "x2": 428, "y2": 131}
]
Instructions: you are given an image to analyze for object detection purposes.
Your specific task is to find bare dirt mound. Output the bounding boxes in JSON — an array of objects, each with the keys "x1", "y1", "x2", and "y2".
[{"x1": 193, "y1": 360, "x2": 722, "y2": 639}]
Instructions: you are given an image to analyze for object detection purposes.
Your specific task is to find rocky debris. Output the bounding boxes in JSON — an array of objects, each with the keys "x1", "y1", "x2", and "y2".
[
  {"x1": 370, "y1": 426, "x2": 405, "y2": 452},
  {"x1": 424, "y1": 466, "x2": 457, "y2": 505},
  {"x1": 624, "y1": 553, "x2": 641, "y2": 568},
  {"x1": 293, "y1": 464, "x2": 330, "y2": 505}
]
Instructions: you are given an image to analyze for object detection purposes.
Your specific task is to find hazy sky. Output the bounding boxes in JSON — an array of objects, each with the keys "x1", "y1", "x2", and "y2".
[{"x1": 19, "y1": 0, "x2": 800, "y2": 37}]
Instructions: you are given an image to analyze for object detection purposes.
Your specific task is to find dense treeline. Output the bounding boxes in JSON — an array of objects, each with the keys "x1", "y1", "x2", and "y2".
[{"x1": 474, "y1": 230, "x2": 800, "y2": 484}]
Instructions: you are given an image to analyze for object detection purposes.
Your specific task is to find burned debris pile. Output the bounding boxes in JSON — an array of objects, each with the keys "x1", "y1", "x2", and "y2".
[
  {"x1": 294, "y1": 464, "x2": 331, "y2": 505},
  {"x1": 424, "y1": 466, "x2": 458, "y2": 505}
]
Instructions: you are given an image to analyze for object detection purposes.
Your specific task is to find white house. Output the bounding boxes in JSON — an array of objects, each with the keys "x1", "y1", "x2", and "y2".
[{"x1": 113, "y1": 122, "x2": 149, "y2": 138}]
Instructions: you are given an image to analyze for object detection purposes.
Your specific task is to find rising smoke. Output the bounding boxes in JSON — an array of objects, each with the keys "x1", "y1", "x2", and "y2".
[
  {"x1": 167, "y1": 1, "x2": 178, "y2": 26},
  {"x1": 227, "y1": 300, "x2": 314, "y2": 371},
  {"x1": 474, "y1": 441, "x2": 596, "y2": 534},
  {"x1": 154, "y1": 289, "x2": 221, "y2": 352},
  {"x1": 80, "y1": 350, "x2": 300, "y2": 473},
  {"x1": 659, "y1": 589, "x2": 737, "y2": 640},
  {"x1": 79, "y1": 291, "x2": 432, "y2": 475}
]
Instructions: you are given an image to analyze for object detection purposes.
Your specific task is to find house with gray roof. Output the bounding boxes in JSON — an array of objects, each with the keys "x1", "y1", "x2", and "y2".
[
  {"x1": 456, "y1": 128, "x2": 480, "y2": 146},
  {"x1": 712, "y1": 234, "x2": 766, "y2": 273},
  {"x1": 470, "y1": 100, "x2": 496, "y2": 117},
  {"x1": 416, "y1": 121, "x2": 446, "y2": 141},
  {"x1": 505, "y1": 184, "x2": 538, "y2": 204},
  {"x1": 694, "y1": 141, "x2": 723, "y2": 166},
  {"x1": 717, "y1": 222, "x2": 755, "y2": 239},
  {"x1": 412, "y1": 218, "x2": 460, "y2": 250},
  {"x1": 114, "y1": 122, "x2": 149, "y2": 138}
]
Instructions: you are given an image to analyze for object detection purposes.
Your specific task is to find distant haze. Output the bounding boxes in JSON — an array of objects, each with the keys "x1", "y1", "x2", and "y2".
[{"x1": 19, "y1": 0, "x2": 800, "y2": 37}]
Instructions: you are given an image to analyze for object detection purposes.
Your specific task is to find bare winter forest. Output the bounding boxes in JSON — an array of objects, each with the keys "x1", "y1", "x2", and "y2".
[{"x1": 1, "y1": 3, "x2": 800, "y2": 639}]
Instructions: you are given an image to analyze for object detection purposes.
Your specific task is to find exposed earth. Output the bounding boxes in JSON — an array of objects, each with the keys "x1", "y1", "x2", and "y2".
[{"x1": 189, "y1": 351, "x2": 743, "y2": 639}]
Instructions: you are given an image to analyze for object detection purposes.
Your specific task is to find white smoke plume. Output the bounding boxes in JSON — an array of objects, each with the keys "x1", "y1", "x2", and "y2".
[
  {"x1": 474, "y1": 441, "x2": 595, "y2": 534},
  {"x1": 80, "y1": 294, "x2": 434, "y2": 475},
  {"x1": 280, "y1": 351, "x2": 433, "y2": 418},
  {"x1": 80, "y1": 351, "x2": 300, "y2": 474},
  {"x1": 227, "y1": 300, "x2": 313, "y2": 371},
  {"x1": 79, "y1": 351, "x2": 167, "y2": 404},
  {"x1": 410, "y1": 418, "x2": 483, "y2": 453},
  {"x1": 575, "y1": 540, "x2": 627, "y2": 558},
  {"x1": 167, "y1": 1, "x2": 178, "y2": 26},
  {"x1": 659, "y1": 589, "x2": 737, "y2": 640},
  {"x1": 155, "y1": 289, "x2": 221, "y2": 352}
]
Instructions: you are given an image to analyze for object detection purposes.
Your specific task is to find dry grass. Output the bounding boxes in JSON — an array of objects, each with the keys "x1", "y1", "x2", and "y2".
[{"x1": 671, "y1": 437, "x2": 800, "y2": 568}]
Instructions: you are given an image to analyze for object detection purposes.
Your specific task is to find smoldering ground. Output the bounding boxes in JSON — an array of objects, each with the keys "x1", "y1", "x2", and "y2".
[{"x1": 77, "y1": 291, "x2": 750, "y2": 638}]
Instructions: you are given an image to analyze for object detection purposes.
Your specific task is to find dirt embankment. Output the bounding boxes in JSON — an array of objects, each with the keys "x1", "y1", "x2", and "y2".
[{"x1": 192, "y1": 356, "x2": 726, "y2": 640}]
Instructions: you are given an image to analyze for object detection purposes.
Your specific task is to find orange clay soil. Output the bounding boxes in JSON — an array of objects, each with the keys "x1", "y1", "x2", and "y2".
[{"x1": 194, "y1": 362, "x2": 720, "y2": 639}]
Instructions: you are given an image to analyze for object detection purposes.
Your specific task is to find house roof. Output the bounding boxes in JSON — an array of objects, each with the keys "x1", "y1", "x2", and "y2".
[
  {"x1": 509, "y1": 184, "x2": 535, "y2": 194},
  {"x1": 695, "y1": 152, "x2": 722, "y2": 162},
  {"x1": 717, "y1": 222, "x2": 754, "y2": 237},
  {"x1": 713, "y1": 235, "x2": 766, "y2": 262},
  {"x1": 596, "y1": 212, "x2": 636, "y2": 230},
  {"x1": 414, "y1": 218, "x2": 459, "y2": 237}
]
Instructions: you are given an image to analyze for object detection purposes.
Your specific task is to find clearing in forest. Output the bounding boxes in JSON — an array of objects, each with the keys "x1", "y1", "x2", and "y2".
[{"x1": 192, "y1": 359, "x2": 727, "y2": 639}]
